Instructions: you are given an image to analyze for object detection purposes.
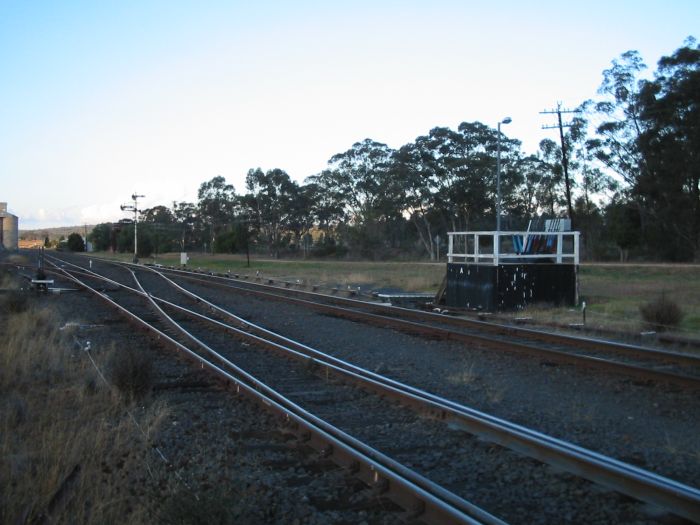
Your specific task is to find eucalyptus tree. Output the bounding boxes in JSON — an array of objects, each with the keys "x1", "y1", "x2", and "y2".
[
  {"x1": 636, "y1": 37, "x2": 700, "y2": 259},
  {"x1": 322, "y1": 139, "x2": 401, "y2": 224},
  {"x1": 141, "y1": 205, "x2": 175, "y2": 224},
  {"x1": 286, "y1": 182, "x2": 318, "y2": 255},
  {"x1": 510, "y1": 154, "x2": 555, "y2": 221},
  {"x1": 392, "y1": 122, "x2": 522, "y2": 258},
  {"x1": 197, "y1": 176, "x2": 237, "y2": 253},
  {"x1": 302, "y1": 175, "x2": 346, "y2": 235},
  {"x1": 171, "y1": 201, "x2": 199, "y2": 251},
  {"x1": 583, "y1": 50, "x2": 649, "y2": 187},
  {"x1": 140, "y1": 205, "x2": 178, "y2": 254},
  {"x1": 583, "y1": 38, "x2": 699, "y2": 260},
  {"x1": 445, "y1": 121, "x2": 521, "y2": 231},
  {"x1": 309, "y1": 139, "x2": 403, "y2": 255},
  {"x1": 580, "y1": 50, "x2": 651, "y2": 254},
  {"x1": 534, "y1": 139, "x2": 570, "y2": 217},
  {"x1": 391, "y1": 138, "x2": 442, "y2": 259},
  {"x1": 244, "y1": 168, "x2": 301, "y2": 258},
  {"x1": 88, "y1": 223, "x2": 113, "y2": 251}
]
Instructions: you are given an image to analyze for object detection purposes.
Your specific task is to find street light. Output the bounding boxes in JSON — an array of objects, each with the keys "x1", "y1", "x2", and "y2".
[
  {"x1": 496, "y1": 117, "x2": 512, "y2": 234},
  {"x1": 120, "y1": 193, "x2": 145, "y2": 263}
]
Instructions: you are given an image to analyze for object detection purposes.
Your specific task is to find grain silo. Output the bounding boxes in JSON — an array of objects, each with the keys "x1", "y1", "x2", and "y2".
[{"x1": 0, "y1": 202, "x2": 19, "y2": 251}]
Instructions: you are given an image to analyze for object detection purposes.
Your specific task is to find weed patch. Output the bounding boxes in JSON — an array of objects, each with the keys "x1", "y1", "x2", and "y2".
[
  {"x1": 108, "y1": 344, "x2": 154, "y2": 401},
  {"x1": 447, "y1": 362, "x2": 477, "y2": 386},
  {"x1": 639, "y1": 294, "x2": 684, "y2": 332},
  {"x1": 0, "y1": 306, "x2": 166, "y2": 524}
]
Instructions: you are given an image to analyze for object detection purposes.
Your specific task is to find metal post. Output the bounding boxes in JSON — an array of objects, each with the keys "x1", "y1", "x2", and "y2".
[
  {"x1": 121, "y1": 193, "x2": 144, "y2": 264},
  {"x1": 496, "y1": 117, "x2": 511, "y2": 236},
  {"x1": 132, "y1": 194, "x2": 144, "y2": 263},
  {"x1": 134, "y1": 207, "x2": 138, "y2": 262},
  {"x1": 496, "y1": 128, "x2": 502, "y2": 233}
]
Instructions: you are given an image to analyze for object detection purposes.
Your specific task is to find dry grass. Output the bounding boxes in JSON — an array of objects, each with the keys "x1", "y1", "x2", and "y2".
[
  {"x1": 108, "y1": 344, "x2": 155, "y2": 401},
  {"x1": 0, "y1": 305, "x2": 168, "y2": 524},
  {"x1": 85, "y1": 251, "x2": 700, "y2": 337},
  {"x1": 6, "y1": 253, "x2": 30, "y2": 265},
  {"x1": 485, "y1": 385, "x2": 506, "y2": 406},
  {"x1": 447, "y1": 362, "x2": 477, "y2": 386},
  {"x1": 87, "y1": 251, "x2": 445, "y2": 293}
]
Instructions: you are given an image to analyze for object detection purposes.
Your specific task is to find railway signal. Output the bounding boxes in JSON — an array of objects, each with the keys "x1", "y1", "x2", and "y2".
[{"x1": 120, "y1": 193, "x2": 145, "y2": 263}]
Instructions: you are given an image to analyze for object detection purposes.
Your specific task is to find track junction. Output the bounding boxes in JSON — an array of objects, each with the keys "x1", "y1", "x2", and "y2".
[{"x1": 11, "y1": 251, "x2": 700, "y2": 524}]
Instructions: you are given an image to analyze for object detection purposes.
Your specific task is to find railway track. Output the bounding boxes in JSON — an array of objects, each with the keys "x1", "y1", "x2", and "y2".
[
  {"x1": 126, "y1": 261, "x2": 700, "y2": 390},
  {"x1": 41, "y1": 253, "x2": 700, "y2": 523},
  {"x1": 43, "y1": 256, "x2": 495, "y2": 524}
]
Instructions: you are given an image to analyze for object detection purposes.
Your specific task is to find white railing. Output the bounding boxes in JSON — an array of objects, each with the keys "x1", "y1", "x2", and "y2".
[{"x1": 447, "y1": 231, "x2": 580, "y2": 265}]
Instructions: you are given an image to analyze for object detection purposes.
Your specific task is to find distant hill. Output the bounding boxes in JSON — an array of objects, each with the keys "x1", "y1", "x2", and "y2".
[{"x1": 19, "y1": 225, "x2": 95, "y2": 242}]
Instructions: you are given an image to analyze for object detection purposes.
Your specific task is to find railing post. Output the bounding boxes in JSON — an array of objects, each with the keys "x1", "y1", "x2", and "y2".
[
  {"x1": 556, "y1": 233, "x2": 563, "y2": 264},
  {"x1": 493, "y1": 232, "x2": 499, "y2": 266},
  {"x1": 446, "y1": 230, "x2": 579, "y2": 265}
]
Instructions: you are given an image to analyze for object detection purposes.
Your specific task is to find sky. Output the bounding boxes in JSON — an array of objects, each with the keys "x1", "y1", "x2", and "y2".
[{"x1": 1, "y1": 1, "x2": 698, "y2": 229}]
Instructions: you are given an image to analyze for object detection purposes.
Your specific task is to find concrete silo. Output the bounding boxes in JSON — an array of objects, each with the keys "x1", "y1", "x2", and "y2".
[{"x1": 0, "y1": 202, "x2": 19, "y2": 251}]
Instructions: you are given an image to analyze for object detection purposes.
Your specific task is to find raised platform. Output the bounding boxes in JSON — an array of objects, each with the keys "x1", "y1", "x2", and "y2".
[
  {"x1": 445, "y1": 230, "x2": 579, "y2": 311},
  {"x1": 446, "y1": 262, "x2": 577, "y2": 311}
]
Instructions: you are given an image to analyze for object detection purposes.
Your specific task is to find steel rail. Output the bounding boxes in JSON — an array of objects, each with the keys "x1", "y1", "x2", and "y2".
[
  {"x1": 47, "y1": 255, "x2": 700, "y2": 522},
  {"x1": 146, "y1": 263, "x2": 700, "y2": 367},
  {"x1": 139, "y1": 265, "x2": 700, "y2": 523},
  {"x1": 45, "y1": 258, "x2": 501, "y2": 525},
  {"x1": 57, "y1": 256, "x2": 700, "y2": 368},
  {"x1": 145, "y1": 266, "x2": 700, "y2": 389}
]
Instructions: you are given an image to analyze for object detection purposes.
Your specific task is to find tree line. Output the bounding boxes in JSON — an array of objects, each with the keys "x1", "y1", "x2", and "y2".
[{"x1": 89, "y1": 38, "x2": 699, "y2": 262}]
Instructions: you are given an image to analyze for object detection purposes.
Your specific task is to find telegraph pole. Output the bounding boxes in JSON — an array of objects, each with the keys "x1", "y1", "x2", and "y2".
[
  {"x1": 541, "y1": 103, "x2": 580, "y2": 228},
  {"x1": 120, "y1": 193, "x2": 145, "y2": 263}
]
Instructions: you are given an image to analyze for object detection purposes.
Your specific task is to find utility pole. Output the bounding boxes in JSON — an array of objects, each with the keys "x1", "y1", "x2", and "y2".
[
  {"x1": 541, "y1": 103, "x2": 580, "y2": 229},
  {"x1": 120, "y1": 193, "x2": 145, "y2": 263}
]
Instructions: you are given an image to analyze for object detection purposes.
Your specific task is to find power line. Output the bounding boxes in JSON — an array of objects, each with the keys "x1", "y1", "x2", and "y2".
[{"x1": 540, "y1": 102, "x2": 581, "y2": 228}]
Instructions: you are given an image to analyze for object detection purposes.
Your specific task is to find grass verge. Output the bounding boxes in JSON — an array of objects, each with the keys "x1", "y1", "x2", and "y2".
[
  {"x1": 76, "y1": 251, "x2": 700, "y2": 337},
  {"x1": 0, "y1": 296, "x2": 167, "y2": 524}
]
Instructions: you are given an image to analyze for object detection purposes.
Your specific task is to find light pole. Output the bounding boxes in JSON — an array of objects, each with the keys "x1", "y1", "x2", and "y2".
[
  {"x1": 120, "y1": 193, "x2": 145, "y2": 263},
  {"x1": 496, "y1": 117, "x2": 512, "y2": 233}
]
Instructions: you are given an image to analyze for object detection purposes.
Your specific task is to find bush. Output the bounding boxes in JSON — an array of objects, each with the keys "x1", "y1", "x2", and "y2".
[
  {"x1": 66, "y1": 232, "x2": 85, "y2": 252},
  {"x1": 1, "y1": 290, "x2": 30, "y2": 313},
  {"x1": 108, "y1": 345, "x2": 153, "y2": 400},
  {"x1": 639, "y1": 294, "x2": 684, "y2": 332},
  {"x1": 214, "y1": 230, "x2": 238, "y2": 253}
]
